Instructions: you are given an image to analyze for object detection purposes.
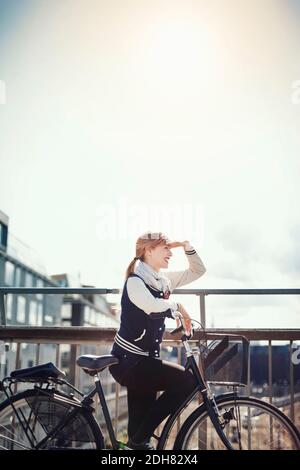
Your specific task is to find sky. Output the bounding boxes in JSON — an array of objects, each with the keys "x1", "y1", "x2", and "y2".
[{"x1": 0, "y1": 0, "x2": 300, "y2": 328}]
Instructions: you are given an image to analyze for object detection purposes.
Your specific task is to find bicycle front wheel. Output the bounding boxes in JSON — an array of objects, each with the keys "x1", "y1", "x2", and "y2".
[
  {"x1": 0, "y1": 388, "x2": 104, "y2": 450},
  {"x1": 174, "y1": 395, "x2": 300, "y2": 450}
]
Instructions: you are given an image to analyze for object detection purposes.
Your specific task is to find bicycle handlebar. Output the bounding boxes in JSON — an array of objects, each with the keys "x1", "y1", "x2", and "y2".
[{"x1": 169, "y1": 311, "x2": 193, "y2": 339}]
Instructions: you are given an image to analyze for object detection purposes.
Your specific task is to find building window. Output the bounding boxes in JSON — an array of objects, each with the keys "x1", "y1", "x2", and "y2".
[
  {"x1": 4, "y1": 261, "x2": 14, "y2": 286},
  {"x1": 90, "y1": 309, "x2": 96, "y2": 325},
  {"x1": 6, "y1": 294, "x2": 13, "y2": 322},
  {"x1": 0, "y1": 222, "x2": 8, "y2": 249},
  {"x1": 25, "y1": 272, "x2": 33, "y2": 287},
  {"x1": 98, "y1": 312, "x2": 106, "y2": 327},
  {"x1": 29, "y1": 300, "x2": 37, "y2": 325},
  {"x1": 84, "y1": 306, "x2": 90, "y2": 324},
  {"x1": 37, "y1": 303, "x2": 43, "y2": 326},
  {"x1": 36, "y1": 279, "x2": 44, "y2": 300},
  {"x1": 17, "y1": 296, "x2": 26, "y2": 323},
  {"x1": 15, "y1": 267, "x2": 21, "y2": 286},
  {"x1": 44, "y1": 315, "x2": 53, "y2": 324},
  {"x1": 62, "y1": 304, "x2": 71, "y2": 321}
]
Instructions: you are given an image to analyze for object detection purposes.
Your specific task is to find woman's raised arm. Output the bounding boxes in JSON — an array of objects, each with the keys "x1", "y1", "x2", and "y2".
[{"x1": 165, "y1": 241, "x2": 206, "y2": 291}]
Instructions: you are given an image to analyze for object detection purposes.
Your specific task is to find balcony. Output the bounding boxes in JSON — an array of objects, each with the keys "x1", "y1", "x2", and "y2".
[{"x1": 0, "y1": 287, "x2": 299, "y2": 447}]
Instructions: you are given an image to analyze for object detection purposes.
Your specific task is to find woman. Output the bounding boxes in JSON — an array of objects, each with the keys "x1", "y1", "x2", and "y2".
[{"x1": 109, "y1": 232, "x2": 206, "y2": 450}]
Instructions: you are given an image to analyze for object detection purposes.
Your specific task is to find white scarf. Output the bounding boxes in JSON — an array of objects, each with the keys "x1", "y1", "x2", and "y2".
[{"x1": 134, "y1": 260, "x2": 171, "y2": 293}]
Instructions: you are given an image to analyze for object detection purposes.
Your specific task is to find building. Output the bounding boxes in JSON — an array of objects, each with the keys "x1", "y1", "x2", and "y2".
[
  {"x1": 50, "y1": 273, "x2": 120, "y2": 396},
  {"x1": 0, "y1": 210, "x2": 63, "y2": 378},
  {"x1": 0, "y1": 210, "x2": 62, "y2": 328},
  {"x1": 51, "y1": 273, "x2": 119, "y2": 328}
]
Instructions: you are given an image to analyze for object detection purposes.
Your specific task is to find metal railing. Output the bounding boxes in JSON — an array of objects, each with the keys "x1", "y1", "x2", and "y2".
[
  {"x1": 2, "y1": 286, "x2": 300, "y2": 326},
  {"x1": 0, "y1": 287, "x2": 299, "y2": 439}
]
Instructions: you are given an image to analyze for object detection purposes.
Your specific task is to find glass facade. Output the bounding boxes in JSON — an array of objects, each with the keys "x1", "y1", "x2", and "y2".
[
  {"x1": 61, "y1": 303, "x2": 71, "y2": 321},
  {"x1": 29, "y1": 300, "x2": 37, "y2": 325},
  {"x1": 44, "y1": 314, "x2": 53, "y2": 324},
  {"x1": 17, "y1": 296, "x2": 26, "y2": 323},
  {"x1": 36, "y1": 278, "x2": 43, "y2": 299},
  {"x1": 4, "y1": 260, "x2": 14, "y2": 285},
  {"x1": 37, "y1": 303, "x2": 43, "y2": 326},
  {"x1": 25, "y1": 271, "x2": 33, "y2": 287},
  {"x1": 6, "y1": 294, "x2": 13, "y2": 321},
  {"x1": 0, "y1": 222, "x2": 8, "y2": 249},
  {"x1": 15, "y1": 266, "x2": 21, "y2": 286},
  {"x1": 1, "y1": 253, "x2": 62, "y2": 327}
]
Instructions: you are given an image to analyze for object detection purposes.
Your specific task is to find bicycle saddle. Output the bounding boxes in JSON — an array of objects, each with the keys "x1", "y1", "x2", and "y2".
[
  {"x1": 10, "y1": 362, "x2": 66, "y2": 382},
  {"x1": 76, "y1": 354, "x2": 119, "y2": 374}
]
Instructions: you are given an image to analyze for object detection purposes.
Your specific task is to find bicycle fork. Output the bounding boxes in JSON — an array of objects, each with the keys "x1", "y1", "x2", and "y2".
[
  {"x1": 202, "y1": 390, "x2": 235, "y2": 450},
  {"x1": 208, "y1": 386, "x2": 243, "y2": 450}
]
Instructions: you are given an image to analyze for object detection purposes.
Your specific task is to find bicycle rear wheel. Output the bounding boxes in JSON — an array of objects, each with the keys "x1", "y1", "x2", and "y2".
[
  {"x1": 174, "y1": 395, "x2": 300, "y2": 450},
  {"x1": 0, "y1": 388, "x2": 104, "y2": 450}
]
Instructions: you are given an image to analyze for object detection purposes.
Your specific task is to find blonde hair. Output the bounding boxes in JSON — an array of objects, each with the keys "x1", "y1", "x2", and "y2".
[{"x1": 125, "y1": 231, "x2": 170, "y2": 280}]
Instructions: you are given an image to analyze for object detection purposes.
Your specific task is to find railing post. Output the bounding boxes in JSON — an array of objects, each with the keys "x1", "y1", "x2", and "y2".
[
  {"x1": 56, "y1": 343, "x2": 61, "y2": 369},
  {"x1": 290, "y1": 340, "x2": 295, "y2": 423},
  {"x1": 176, "y1": 346, "x2": 182, "y2": 435},
  {"x1": 114, "y1": 382, "x2": 120, "y2": 438},
  {"x1": 268, "y1": 340, "x2": 273, "y2": 447},
  {"x1": 69, "y1": 344, "x2": 80, "y2": 387},
  {"x1": 35, "y1": 343, "x2": 40, "y2": 365},
  {"x1": 0, "y1": 294, "x2": 6, "y2": 326},
  {"x1": 199, "y1": 293, "x2": 206, "y2": 328},
  {"x1": 13, "y1": 342, "x2": 21, "y2": 394},
  {"x1": 199, "y1": 293, "x2": 207, "y2": 449},
  {"x1": 247, "y1": 341, "x2": 251, "y2": 450},
  {"x1": 268, "y1": 340, "x2": 273, "y2": 404},
  {"x1": 0, "y1": 340, "x2": 6, "y2": 380}
]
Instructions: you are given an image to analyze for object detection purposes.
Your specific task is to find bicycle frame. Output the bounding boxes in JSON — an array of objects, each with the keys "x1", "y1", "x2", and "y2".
[{"x1": 45, "y1": 338, "x2": 235, "y2": 451}]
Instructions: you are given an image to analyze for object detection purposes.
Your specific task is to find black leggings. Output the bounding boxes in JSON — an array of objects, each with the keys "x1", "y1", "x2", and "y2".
[{"x1": 110, "y1": 357, "x2": 198, "y2": 443}]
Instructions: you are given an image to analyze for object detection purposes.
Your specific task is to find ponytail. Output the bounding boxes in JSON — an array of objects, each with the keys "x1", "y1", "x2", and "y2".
[{"x1": 125, "y1": 258, "x2": 139, "y2": 280}]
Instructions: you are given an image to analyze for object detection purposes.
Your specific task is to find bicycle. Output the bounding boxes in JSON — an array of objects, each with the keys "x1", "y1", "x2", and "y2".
[{"x1": 0, "y1": 313, "x2": 299, "y2": 450}]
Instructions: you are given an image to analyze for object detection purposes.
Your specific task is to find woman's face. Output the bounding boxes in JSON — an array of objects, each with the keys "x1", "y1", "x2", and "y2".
[{"x1": 146, "y1": 242, "x2": 173, "y2": 270}]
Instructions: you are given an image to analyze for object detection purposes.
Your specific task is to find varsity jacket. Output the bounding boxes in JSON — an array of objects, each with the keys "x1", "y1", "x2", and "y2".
[{"x1": 111, "y1": 247, "x2": 206, "y2": 364}]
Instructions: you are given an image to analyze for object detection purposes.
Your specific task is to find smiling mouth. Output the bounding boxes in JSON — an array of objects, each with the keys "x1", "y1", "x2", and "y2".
[{"x1": 164, "y1": 258, "x2": 170, "y2": 262}]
